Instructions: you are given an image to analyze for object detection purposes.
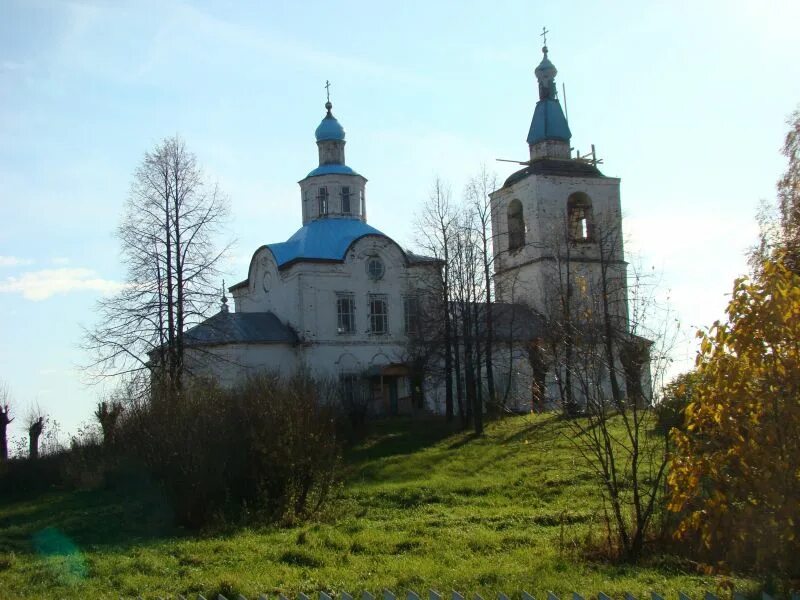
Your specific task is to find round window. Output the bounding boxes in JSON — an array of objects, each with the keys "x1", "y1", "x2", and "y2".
[{"x1": 367, "y1": 257, "x2": 385, "y2": 280}]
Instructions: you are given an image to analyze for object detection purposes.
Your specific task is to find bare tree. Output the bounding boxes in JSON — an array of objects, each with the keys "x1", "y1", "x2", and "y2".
[
  {"x1": 540, "y1": 209, "x2": 674, "y2": 560},
  {"x1": 414, "y1": 178, "x2": 456, "y2": 420},
  {"x1": 450, "y1": 206, "x2": 487, "y2": 432},
  {"x1": 85, "y1": 136, "x2": 231, "y2": 394},
  {"x1": 0, "y1": 382, "x2": 12, "y2": 462},
  {"x1": 465, "y1": 167, "x2": 499, "y2": 413},
  {"x1": 413, "y1": 170, "x2": 498, "y2": 433}
]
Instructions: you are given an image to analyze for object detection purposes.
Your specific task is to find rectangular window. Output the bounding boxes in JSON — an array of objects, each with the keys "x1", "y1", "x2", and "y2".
[
  {"x1": 359, "y1": 189, "x2": 365, "y2": 215},
  {"x1": 318, "y1": 186, "x2": 328, "y2": 215},
  {"x1": 369, "y1": 294, "x2": 388, "y2": 335},
  {"x1": 404, "y1": 296, "x2": 420, "y2": 335},
  {"x1": 341, "y1": 186, "x2": 351, "y2": 214},
  {"x1": 337, "y1": 294, "x2": 355, "y2": 334}
]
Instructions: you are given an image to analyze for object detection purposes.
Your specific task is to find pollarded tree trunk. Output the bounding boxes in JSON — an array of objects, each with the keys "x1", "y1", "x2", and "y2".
[
  {"x1": 95, "y1": 401, "x2": 124, "y2": 446},
  {"x1": 28, "y1": 417, "x2": 44, "y2": 460},
  {"x1": 0, "y1": 404, "x2": 11, "y2": 462}
]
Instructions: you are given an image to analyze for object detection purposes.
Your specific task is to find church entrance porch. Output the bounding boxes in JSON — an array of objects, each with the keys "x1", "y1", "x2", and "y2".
[{"x1": 363, "y1": 363, "x2": 415, "y2": 416}]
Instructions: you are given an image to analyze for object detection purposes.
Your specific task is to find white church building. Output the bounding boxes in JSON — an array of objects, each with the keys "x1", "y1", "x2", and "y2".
[
  {"x1": 182, "y1": 42, "x2": 641, "y2": 415},
  {"x1": 183, "y1": 95, "x2": 441, "y2": 415}
]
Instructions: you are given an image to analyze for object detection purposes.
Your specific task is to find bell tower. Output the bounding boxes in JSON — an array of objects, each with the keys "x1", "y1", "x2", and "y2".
[{"x1": 490, "y1": 38, "x2": 629, "y2": 329}]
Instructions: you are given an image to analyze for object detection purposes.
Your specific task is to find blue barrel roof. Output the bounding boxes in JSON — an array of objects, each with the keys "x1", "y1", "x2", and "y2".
[{"x1": 266, "y1": 218, "x2": 386, "y2": 268}]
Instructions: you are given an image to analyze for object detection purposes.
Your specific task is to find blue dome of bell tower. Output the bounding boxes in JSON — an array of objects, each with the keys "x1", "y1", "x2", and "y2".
[{"x1": 315, "y1": 101, "x2": 346, "y2": 141}]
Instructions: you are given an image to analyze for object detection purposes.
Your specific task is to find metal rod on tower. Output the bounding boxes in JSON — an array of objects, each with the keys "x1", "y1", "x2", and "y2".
[
  {"x1": 562, "y1": 82, "x2": 569, "y2": 124},
  {"x1": 495, "y1": 158, "x2": 530, "y2": 165}
]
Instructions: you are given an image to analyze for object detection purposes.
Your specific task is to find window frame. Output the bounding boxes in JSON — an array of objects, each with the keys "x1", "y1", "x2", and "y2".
[
  {"x1": 336, "y1": 293, "x2": 355, "y2": 334},
  {"x1": 367, "y1": 257, "x2": 385, "y2": 280},
  {"x1": 507, "y1": 199, "x2": 525, "y2": 251},
  {"x1": 318, "y1": 186, "x2": 329, "y2": 216},
  {"x1": 403, "y1": 295, "x2": 420, "y2": 336},
  {"x1": 341, "y1": 186, "x2": 351, "y2": 214},
  {"x1": 368, "y1": 294, "x2": 388, "y2": 335}
]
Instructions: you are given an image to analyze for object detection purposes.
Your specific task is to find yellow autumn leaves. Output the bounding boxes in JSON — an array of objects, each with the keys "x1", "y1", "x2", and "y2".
[{"x1": 667, "y1": 255, "x2": 800, "y2": 574}]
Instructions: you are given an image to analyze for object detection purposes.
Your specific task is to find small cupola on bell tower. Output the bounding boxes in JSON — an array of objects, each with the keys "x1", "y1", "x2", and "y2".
[
  {"x1": 298, "y1": 83, "x2": 368, "y2": 225},
  {"x1": 316, "y1": 100, "x2": 347, "y2": 165},
  {"x1": 527, "y1": 31, "x2": 572, "y2": 161}
]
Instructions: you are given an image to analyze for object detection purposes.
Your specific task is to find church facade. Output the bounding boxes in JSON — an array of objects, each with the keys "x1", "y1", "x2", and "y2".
[
  {"x1": 183, "y1": 98, "x2": 441, "y2": 415},
  {"x1": 182, "y1": 42, "x2": 641, "y2": 415}
]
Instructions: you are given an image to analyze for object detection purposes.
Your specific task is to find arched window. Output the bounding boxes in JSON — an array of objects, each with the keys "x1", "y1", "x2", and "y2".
[
  {"x1": 567, "y1": 192, "x2": 593, "y2": 242},
  {"x1": 507, "y1": 199, "x2": 525, "y2": 250}
]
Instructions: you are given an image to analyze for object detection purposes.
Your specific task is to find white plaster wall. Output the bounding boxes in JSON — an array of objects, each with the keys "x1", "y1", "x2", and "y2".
[
  {"x1": 224, "y1": 232, "x2": 439, "y2": 388},
  {"x1": 491, "y1": 172, "x2": 626, "y2": 320},
  {"x1": 298, "y1": 174, "x2": 367, "y2": 223},
  {"x1": 231, "y1": 247, "x2": 301, "y2": 327},
  {"x1": 185, "y1": 343, "x2": 300, "y2": 388},
  {"x1": 292, "y1": 236, "x2": 438, "y2": 381}
]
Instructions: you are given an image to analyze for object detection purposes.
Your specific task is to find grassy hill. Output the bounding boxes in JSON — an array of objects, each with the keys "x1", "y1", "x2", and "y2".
[{"x1": 0, "y1": 414, "x2": 757, "y2": 599}]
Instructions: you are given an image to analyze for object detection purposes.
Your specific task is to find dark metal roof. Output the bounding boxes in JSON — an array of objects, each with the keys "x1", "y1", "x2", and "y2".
[
  {"x1": 183, "y1": 311, "x2": 298, "y2": 346},
  {"x1": 406, "y1": 251, "x2": 441, "y2": 265},
  {"x1": 462, "y1": 302, "x2": 548, "y2": 342},
  {"x1": 503, "y1": 158, "x2": 605, "y2": 188},
  {"x1": 489, "y1": 303, "x2": 548, "y2": 341}
]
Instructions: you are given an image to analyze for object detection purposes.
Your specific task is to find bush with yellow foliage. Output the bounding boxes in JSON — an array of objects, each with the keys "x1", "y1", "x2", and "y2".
[{"x1": 668, "y1": 254, "x2": 800, "y2": 576}]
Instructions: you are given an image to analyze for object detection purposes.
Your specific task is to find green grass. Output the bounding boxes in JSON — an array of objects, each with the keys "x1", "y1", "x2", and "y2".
[{"x1": 0, "y1": 414, "x2": 758, "y2": 599}]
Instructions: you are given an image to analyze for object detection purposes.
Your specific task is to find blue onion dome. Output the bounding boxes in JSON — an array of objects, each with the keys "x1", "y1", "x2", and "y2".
[{"x1": 315, "y1": 101, "x2": 346, "y2": 142}]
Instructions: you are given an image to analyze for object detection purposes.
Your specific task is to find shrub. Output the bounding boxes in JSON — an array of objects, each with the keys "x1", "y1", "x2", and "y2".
[
  {"x1": 654, "y1": 371, "x2": 699, "y2": 435},
  {"x1": 115, "y1": 373, "x2": 341, "y2": 528},
  {"x1": 668, "y1": 256, "x2": 800, "y2": 577},
  {"x1": 0, "y1": 437, "x2": 119, "y2": 497}
]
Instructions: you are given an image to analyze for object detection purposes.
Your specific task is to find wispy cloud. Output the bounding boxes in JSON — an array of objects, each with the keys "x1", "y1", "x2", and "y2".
[
  {"x1": 0, "y1": 268, "x2": 123, "y2": 301},
  {"x1": 0, "y1": 256, "x2": 34, "y2": 267},
  {"x1": 65, "y1": 1, "x2": 431, "y2": 88},
  {"x1": 0, "y1": 60, "x2": 29, "y2": 72},
  {"x1": 165, "y1": 3, "x2": 429, "y2": 86}
]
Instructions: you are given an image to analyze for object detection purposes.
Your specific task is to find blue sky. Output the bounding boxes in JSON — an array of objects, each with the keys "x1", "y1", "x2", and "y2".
[{"x1": 1, "y1": 0, "x2": 799, "y2": 440}]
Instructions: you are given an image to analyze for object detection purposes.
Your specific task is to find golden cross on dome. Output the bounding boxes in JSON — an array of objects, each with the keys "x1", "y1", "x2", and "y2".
[
  {"x1": 540, "y1": 26, "x2": 549, "y2": 47},
  {"x1": 325, "y1": 80, "x2": 331, "y2": 103}
]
